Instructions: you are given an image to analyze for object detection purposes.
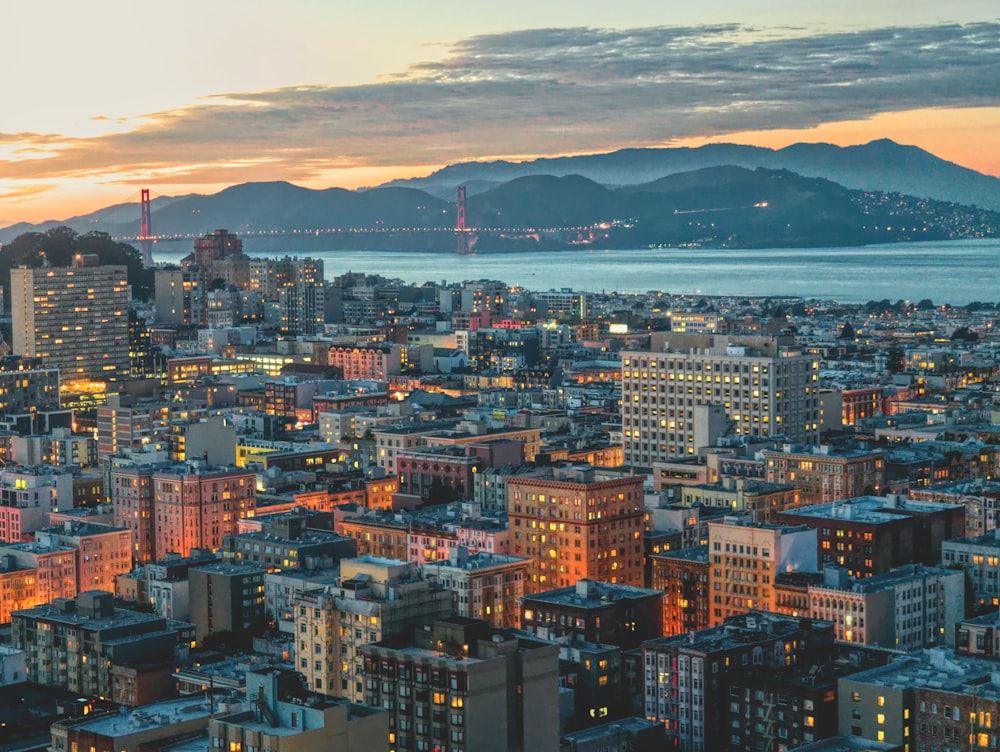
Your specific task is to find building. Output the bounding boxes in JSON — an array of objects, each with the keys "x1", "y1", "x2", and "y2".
[
  {"x1": 188, "y1": 562, "x2": 267, "y2": 643},
  {"x1": 51, "y1": 694, "x2": 244, "y2": 752},
  {"x1": 34, "y1": 521, "x2": 132, "y2": 595},
  {"x1": 777, "y1": 495, "x2": 965, "y2": 579},
  {"x1": 10, "y1": 258, "x2": 130, "y2": 385},
  {"x1": 0, "y1": 366, "x2": 60, "y2": 417},
  {"x1": 220, "y1": 513, "x2": 357, "y2": 571},
  {"x1": 329, "y1": 343, "x2": 402, "y2": 380},
  {"x1": 642, "y1": 611, "x2": 835, "y2": 752},
  {"x1": 837, "y1": 647, "x2": 1000, "y2": 751},
  {"x1": 292, "y1": 556, "x2": 453, "y2": 701},
  {"x1": 707, "y1": 515, "x2": 818, "y2": 626},
  {"x1": 152, "y1": 462, "x2": 256, "y2": 560},
  {"x1": 941, "y1": 530, "x2": 1000, "y2": 608},
  {"x1": 621, "y1": 334, "x2": 820, "y2": 466},
  {"x1": 0, "y1": 464, "x2": 76, "y2": 543},
  {"x1": 0, "y1": 540, "x2": 77, "y2": 609},
  {"x1": 807, "y1": 564, "x2": 964, "y2": 650},
  {"x1": 762, "y1": 445, "x2": 886, "y2": 506},
  {"x1": 521, "y1": 579, "x2": 664, "y2": 650},
  {"x1": 362, "y1": 617, "x2": 560, "y2": 752},
  {"x1": 421, "y1": 547, "x2": 530, "y2": 628},
  {"x1": 209, "y1": 667, "x2": 386, "y2": 752},
  {"x1": 679, "y1": 477, "x2": 798, "y2": 524},
  {"x1": 11, "y1": 590, "x2": 193, "y2": 703},
  {"x1": 145, "y1": 548, "x2": 221, "y2": 622},
  {"x1": 506, "y1": 465, "x2": 645, "y2": 592},
  {"x1": 650, "y1": 545, "x2": 710, "y2": 636}
]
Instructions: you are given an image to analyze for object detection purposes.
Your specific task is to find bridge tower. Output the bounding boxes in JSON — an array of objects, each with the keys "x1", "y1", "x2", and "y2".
[
  {"x1": 139, "y1": 188, "x2": 154, "y2": 267},
  {"x1": 456, "y1": 186, "x2": 470, "y2": 254}
]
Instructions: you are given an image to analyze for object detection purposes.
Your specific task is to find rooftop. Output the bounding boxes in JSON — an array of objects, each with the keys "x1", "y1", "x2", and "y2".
[{"x1": 524, "y1": 579, "x2": 663, "y2": 608}]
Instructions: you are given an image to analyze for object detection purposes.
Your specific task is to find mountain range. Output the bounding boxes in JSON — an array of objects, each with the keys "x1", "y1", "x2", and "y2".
[{"x1": 1, "y1": 139, "x2": 999, "y2": 251}]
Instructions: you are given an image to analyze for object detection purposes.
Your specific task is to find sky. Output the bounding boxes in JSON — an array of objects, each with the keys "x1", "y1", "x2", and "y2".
[{"x1": 2, "y1": 1, "x2": 999, "y2": 226}]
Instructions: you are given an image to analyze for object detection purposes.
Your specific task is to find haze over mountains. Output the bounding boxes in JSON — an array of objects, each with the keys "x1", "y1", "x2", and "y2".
[{"x1": 2, "y1": 139, "x2": 999, "y2": 251}]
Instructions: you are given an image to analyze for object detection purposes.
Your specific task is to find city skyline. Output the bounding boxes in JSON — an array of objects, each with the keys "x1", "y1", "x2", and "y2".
[{"x1": 3, "y1": 1, "x2": 999, "y2": 225}]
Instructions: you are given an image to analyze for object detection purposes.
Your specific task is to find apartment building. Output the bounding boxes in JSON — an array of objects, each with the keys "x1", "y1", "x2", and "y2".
[
  {"x1": 361, "y1": 617, "x2": 560, "y2": 752},
  {"x1": 507, "y1": 464, "x2": 645, "y2": 592},
  {"x1": 292, "y1": 556, "x2": 453, "y2": 702},
  {"x1": 707, "y1": 515, "x2": 817, "y2": 626},
  {"x1": 761, "y1": 445, "x2": 886, "y2": 506},
  {"x1": 421, "y1": 547, "x2": 529, "y2": 628}
]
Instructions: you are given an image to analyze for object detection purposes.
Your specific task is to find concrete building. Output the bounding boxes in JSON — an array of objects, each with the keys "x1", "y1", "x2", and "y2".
[
  {"x1": 421, "y1": 547, "x2": 530, "y2": 628},
  {"x1": 153, "y1": 462, "x2": 255, "y2": 560},
  {"x1": 188, "y1": 562, "x2": 267, "y2": 643},
  {"x1": 941, "y1": 530, "x2": 1000, "y2": 608},
  {"x1": 521, "y1": 579, "x2": 664, "y2": 650},
  {"x1": 362, "y1": 617, "x2": 560, "y2": 752},
  {"x1": 11, "y1": 590, "x2": 193, "y2": 703},
  {"x1": 621, "y1": 334, "x2": 820, "y2": 466},
  {"x1": 642, "y1": 611, "x2": 834, "y2": 752},
  {"x1": 0, "y1": 366, "x2": 60, "y2": 417},
  {"x1": 650, "y1": 545, "x2": 710, "y2": 636},
  {"x1": 507, "y1": 465, "x2": 645, "y2": 592},
  {"x1": 0, "y1": 464, "x2": 76, "y2": 543},
  {"x1": 777, "y1": 495, "x2": 965, "y2": 579},
  {"x1": 762, "y1": 445, "x2": 886, "y2": 506},
  {"x1": 808, "y1": 564, "x2": 964, "y2": 650},
  {"x1": 209, "y1": 667, "x2": 386, "y2": 752},
  {"x1": 707, "y1": 515, "x2": 817, "y2": 626},
  {"x1": 292, "y1": 556, "x2": 453, "y2": 702},
  {"x1": 145, "y1": 548, "x2": 221, "y2": 622},
  {"x1": 679, "y1": 476, "x2": 798, "y2": 524},
  {"x1": 837, "y1": 648, "x2": 1000, "y2": 752},
  {"x1": 10, "y1": 258, "x2": 130, "y2": 385},
  {"x1": 51, "y1": 694, "x2": 243, "y2": 752},
  {"x1": 34, "y1": 520, "x2": 132, "y2": 595},
  {"x1": 0, "y1": 540, "x2": 77, "y2": 610}
]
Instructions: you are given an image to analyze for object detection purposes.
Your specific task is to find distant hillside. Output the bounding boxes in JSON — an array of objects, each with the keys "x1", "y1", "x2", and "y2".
[
  {"x1": 2, "y1": 164, "x2": 999, "y2": 252},
  {"x1": 387, "y1": 139, "x2": 1000, "y2": 212}
]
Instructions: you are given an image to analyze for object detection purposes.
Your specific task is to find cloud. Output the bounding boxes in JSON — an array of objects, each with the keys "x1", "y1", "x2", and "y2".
[{"x1": 1, "y1": 22, "x2": 999, "y2": 185}]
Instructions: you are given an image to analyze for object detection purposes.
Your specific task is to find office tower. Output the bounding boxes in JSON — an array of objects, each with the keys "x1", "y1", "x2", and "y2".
[
  {"x1": 621, "y1": 333, "x2": 820, "y2": 467},
  {"x1": 506, "y1": 464, "x2": 645, "y2": 593},
  {"x1": 10, "y1": 256, "x2": 130, "y2": 385}
]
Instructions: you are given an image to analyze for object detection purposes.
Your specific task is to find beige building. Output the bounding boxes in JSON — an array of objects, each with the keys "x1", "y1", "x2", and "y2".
[
  {"x1": 621, "y1": 334, "x2": 820, "y2": 466},
  {"x1": 10, "y1": 258, "x2": 130, "y2": 385},
  {"x1": 421, "y1": 548, "x2": 529, "y2": 628},
  {"x1": 707, "y1": 515, "x2": 817, "y2": 626},
  {"x1": 292, "y1": 556, "x2": 453, "y2": 702},
  {"x1": 762, "y1": 444, "x2": 886, "y2": 506},
  {"x1": 679, "y1": 477, "x2": 798, "y2": 524},
  {"x1": 507, "y1": 464, "x2": 645, "y2": 593}
]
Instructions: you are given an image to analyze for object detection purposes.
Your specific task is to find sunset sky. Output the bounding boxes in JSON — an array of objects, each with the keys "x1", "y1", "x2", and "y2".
[{"x1": 2, "y1": 1, "x2": 999, "y2": 227}]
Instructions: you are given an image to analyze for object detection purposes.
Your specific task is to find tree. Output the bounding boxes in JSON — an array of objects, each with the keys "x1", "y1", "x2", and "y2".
[
  {"x1": 0, "y1": 226, "x2": 153, "y2": 305},
  {"x1": 839, "y1": 322, "x2": 855, "y2": 340}
]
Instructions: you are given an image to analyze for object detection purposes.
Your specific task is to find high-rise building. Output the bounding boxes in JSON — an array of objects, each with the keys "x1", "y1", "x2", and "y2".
[
  {"x1": 621, "y1": 334, "x2": 820, "y2": 467},
  {"x1": 10, "y1": 257, "x2": 130, "y2": 385},
  {"x1": 506, "y1": 464, "x2": 645, "y2": 593}
]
